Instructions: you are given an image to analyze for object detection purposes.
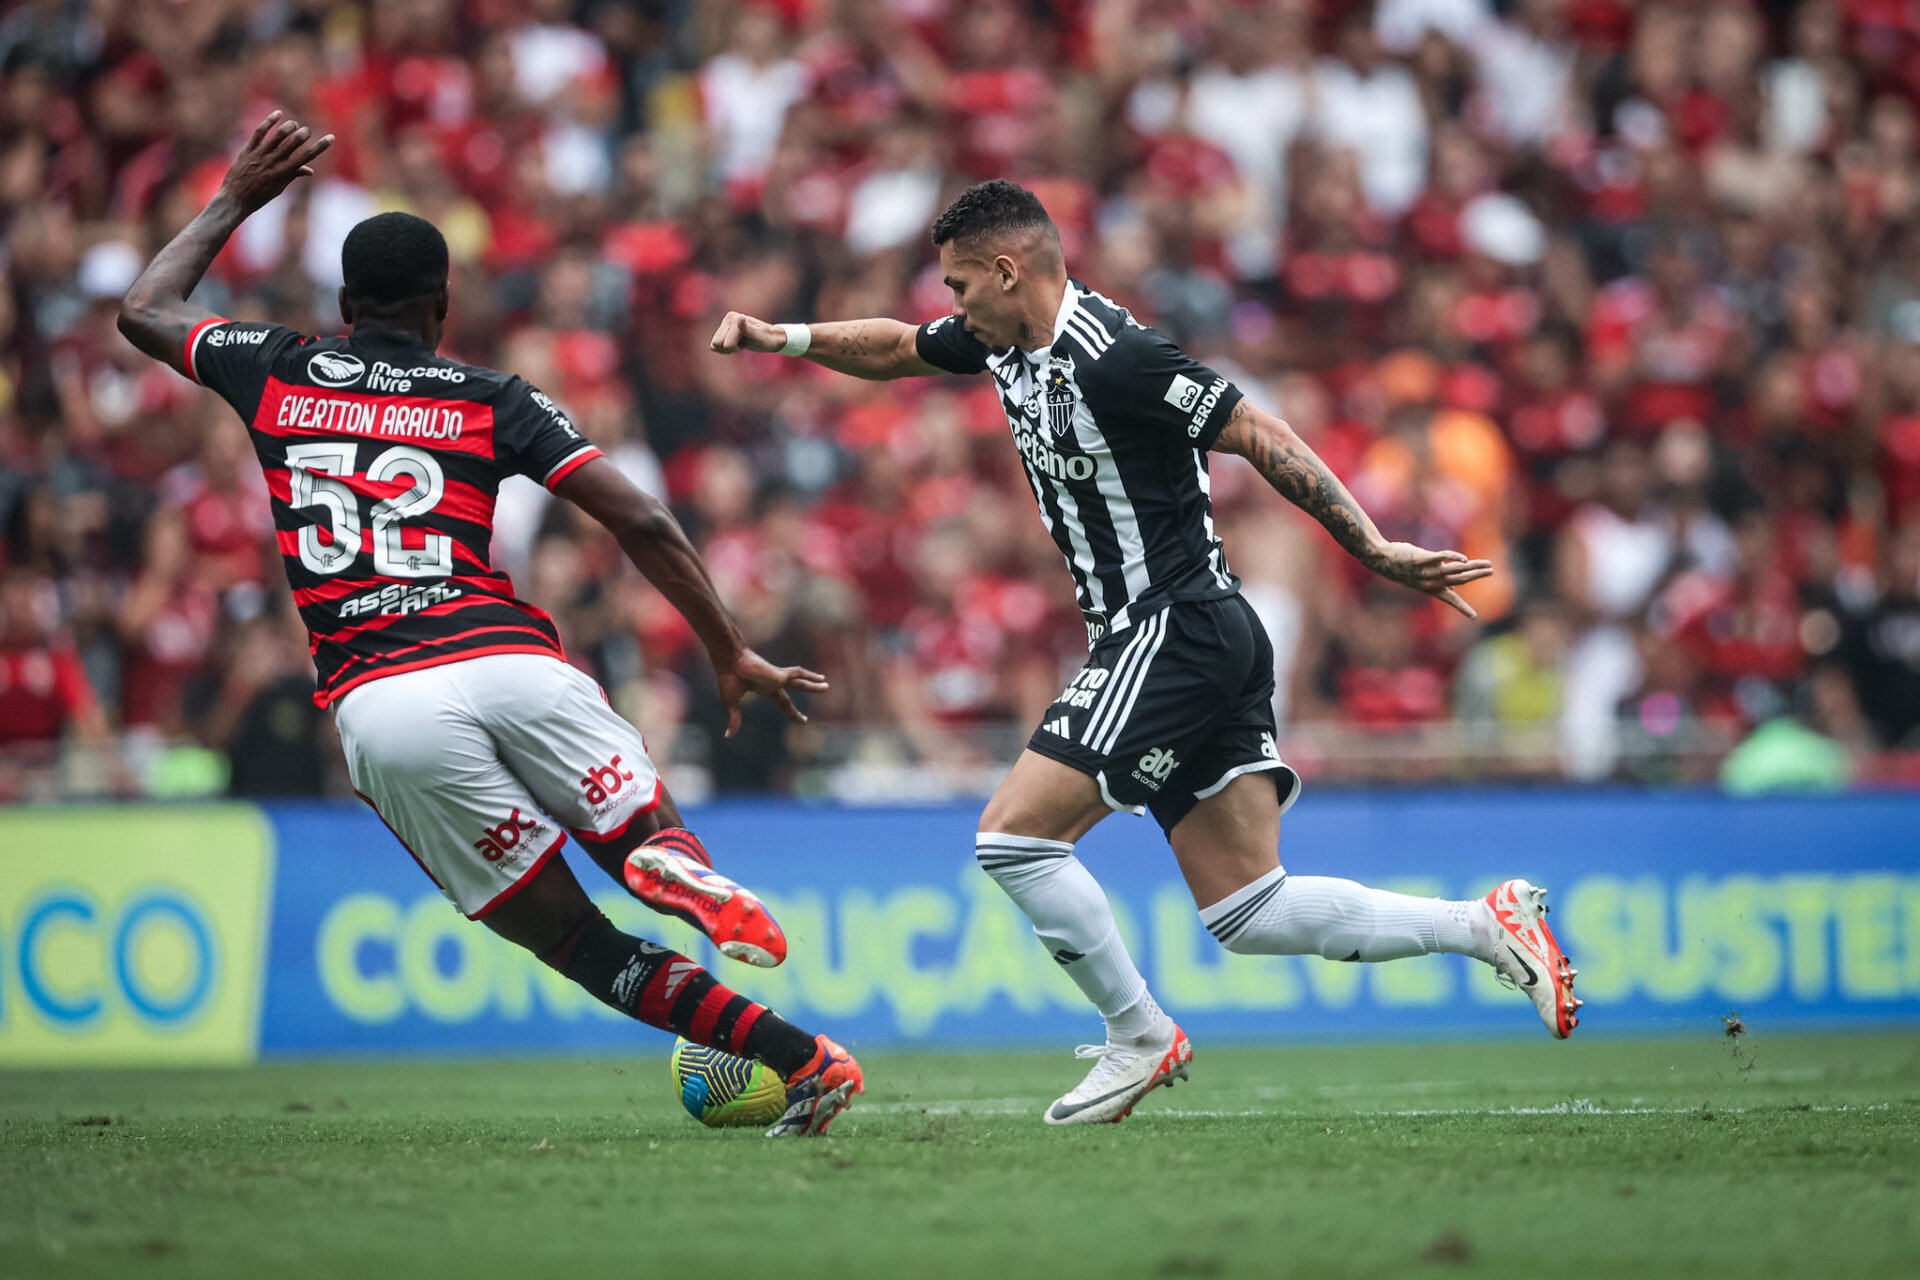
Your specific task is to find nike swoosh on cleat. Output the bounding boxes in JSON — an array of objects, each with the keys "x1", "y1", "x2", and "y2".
[
  {"x1": 1506, "y1": 946, "x2": 1539, "y2": 988},
  {"x1": 1047, "y1": 1078, "x2": 1151, "y2": 1121}
]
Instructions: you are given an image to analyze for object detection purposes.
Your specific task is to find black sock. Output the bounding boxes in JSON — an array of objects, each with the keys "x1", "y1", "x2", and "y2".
[{"x1": 541, "y1": 912, "x2": 819, "y2": 1077}]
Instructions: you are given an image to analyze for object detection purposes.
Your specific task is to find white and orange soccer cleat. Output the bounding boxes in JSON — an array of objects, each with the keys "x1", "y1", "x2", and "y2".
[
  {"x1": 624, "y1": 829, "x2": 788, "y2": 968},
  {"x1": 766, "y1": 1035, "x2": 864, "y2": 1137},
  {"x1": 1484, "y1": 878, "x2": 1581, "y2": 1038},
  {"x1": 1043, "y1": 1022, "x2": 1193, "y2": 1125}
]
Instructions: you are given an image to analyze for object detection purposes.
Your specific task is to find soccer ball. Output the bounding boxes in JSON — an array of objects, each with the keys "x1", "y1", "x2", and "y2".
[{"x1": 668, "y1": 1038, "x2": 788, "y2": 1128}]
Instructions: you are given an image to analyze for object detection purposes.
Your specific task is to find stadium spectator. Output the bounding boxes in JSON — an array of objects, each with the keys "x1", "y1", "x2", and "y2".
[
  {"x1": 5, "y1": 0, "x2": 1920, "y2": 795},
  {"x1": 0, "y1": 567, "x2": 109, "y2": 766},
  {"x1": 1311, "y1": 11, "x2": 1429, "y2": 217},
  {"x1": 1454, "y1": 596, "x2": 1571, "y2": 775},
  {"x1": 198, "y1": 608, "x2": 333, "y2": 797},
  {"x1": 1840, "y1": 519, "x2": 1920, "y2": 749},
  {"x1": 701, "y1": 2, "x2": 807, "y2": 196}
]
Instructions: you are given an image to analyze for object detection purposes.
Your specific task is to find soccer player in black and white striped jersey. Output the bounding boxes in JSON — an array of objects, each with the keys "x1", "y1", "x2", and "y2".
[{"x1": 713, "y1": 181, "x2": 1582, "y2": 1125}]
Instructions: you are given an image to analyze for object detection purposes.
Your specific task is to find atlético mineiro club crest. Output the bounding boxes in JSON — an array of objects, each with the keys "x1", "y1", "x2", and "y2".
[{"x1": 1045, "y1": 353, "x2": 1076, "y2": 438}]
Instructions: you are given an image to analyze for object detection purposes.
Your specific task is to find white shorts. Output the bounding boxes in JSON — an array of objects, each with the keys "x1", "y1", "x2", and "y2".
[{"x1": 333, "y1": 652, "x2": 663, "y2": 918}]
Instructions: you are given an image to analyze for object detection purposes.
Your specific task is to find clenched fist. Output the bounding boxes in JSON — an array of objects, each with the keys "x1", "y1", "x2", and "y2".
[{"x1": 709, "y1": 312, "x2": 790, "y2": 355}]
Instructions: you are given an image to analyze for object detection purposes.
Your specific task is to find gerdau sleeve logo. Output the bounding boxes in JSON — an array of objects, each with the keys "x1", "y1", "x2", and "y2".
[
  {"x1": 1164, "y1": 374, "x2": 1202, "y2": 412},
  {"x1": 1164, "y1": 374, "x2": 1229, "y2": 437}
]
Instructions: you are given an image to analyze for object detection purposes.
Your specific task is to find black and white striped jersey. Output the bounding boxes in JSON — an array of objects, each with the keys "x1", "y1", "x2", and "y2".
[{"x1": 915, "y1": 282, "x2": 1245, "y2": 642}]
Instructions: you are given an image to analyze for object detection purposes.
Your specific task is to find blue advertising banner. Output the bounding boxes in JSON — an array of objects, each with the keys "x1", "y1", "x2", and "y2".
[
  {"x1": 252, "y1": 792, "x2": 1920, "y2": 1057},
  {"x1": 3, "y1": 793, "x2": 1914, "y2": 1063}
]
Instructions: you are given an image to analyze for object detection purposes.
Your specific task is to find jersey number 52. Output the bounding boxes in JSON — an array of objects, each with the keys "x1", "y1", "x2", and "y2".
[{"x1": 285, "y1": 441, "x2": 454, "y2": 578}]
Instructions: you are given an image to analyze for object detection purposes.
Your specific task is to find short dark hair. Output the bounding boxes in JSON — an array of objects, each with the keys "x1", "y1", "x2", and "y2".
[
  {"x1": 341, "y1": 212, "x2": 449, "y2": 304},
  {"x1": 930, "y1": 180, "x2": 1053, "y2": 249}
]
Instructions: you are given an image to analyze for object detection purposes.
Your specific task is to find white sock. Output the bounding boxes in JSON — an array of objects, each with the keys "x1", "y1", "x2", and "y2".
[
  {"x1": 1200, "y1": 868, "x2": 1491, "y2": 962},
  {"x1": 975, "y1": 832, "x2": 1163, "y2": 1041}
]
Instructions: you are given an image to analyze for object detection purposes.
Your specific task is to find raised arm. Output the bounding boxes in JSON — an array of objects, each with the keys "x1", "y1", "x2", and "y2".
[
  {"x1": 1214, "y1": 399, "x2": 1493, "y2": 619},
  {"x1": 709, "y1": 312, "x2": 945, "y2": 380},
  {"x1": 551, "y1": 457, "x2": 828, "y2": 736},
  {"x1": 118, "y1": 111, "x2": 332, "y2": 377}
]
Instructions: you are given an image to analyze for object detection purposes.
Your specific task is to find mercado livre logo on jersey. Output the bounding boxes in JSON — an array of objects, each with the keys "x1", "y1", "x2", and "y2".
[
  {"x1": 366, "y1": 361, "x2": 466, "y2": 394},
  {"x1": 308, "y1": 351, "x2": 366, "y2": 388}
]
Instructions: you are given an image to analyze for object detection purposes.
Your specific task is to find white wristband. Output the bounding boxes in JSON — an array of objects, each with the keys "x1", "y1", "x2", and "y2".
[{"x1": 778, "y1": 323, "x2": 812, "y2": 357}]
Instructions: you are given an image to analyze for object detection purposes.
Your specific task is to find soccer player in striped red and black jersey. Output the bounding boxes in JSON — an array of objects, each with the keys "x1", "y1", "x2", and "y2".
[
  {"x1": 117, "y1": 111, "x2": 860, "y2": 1136},
  {"x1": 181, "y1": 299, "x2": 600, "y2": 705}
]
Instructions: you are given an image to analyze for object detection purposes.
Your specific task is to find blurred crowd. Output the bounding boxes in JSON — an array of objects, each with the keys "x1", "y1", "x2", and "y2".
[{"x1": 5, "y1": 0, "x2": 1920, "y2": 799}]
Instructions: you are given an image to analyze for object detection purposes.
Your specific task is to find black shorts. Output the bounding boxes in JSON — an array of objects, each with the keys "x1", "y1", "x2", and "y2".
[{"x1": 1026, "y1": 594, "x2": 1302, "y2": 834}]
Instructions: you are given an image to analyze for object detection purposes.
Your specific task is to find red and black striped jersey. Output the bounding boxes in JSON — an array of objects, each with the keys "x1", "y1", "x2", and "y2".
[{"x1": 185, "y1": 318, "x2": 604, "y2": 706}]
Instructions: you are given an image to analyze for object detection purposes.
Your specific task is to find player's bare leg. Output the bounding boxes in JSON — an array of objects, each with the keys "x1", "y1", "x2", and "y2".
[
  {"x1": 481, "y1": 851, "x2": 860, "y2": 1135},
  {"x1": 569, "y1": 787, "x2": 789, "y2": 968},
  {"x1": 977, "y1": 751, "x2": 1192, "y2": 1124},
  {"x1": 1169, "y1": 774, "x2": 1580, "y2": 1037}
]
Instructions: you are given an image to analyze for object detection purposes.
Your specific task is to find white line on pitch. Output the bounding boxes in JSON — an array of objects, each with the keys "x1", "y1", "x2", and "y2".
[{"x1": 857, "y1": 1099, "x2": 1896, "y2": 1119}]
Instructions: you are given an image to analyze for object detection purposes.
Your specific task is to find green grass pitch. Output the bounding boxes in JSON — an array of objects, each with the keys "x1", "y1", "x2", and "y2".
[{"x1": 3, "y1": 1032, "x2": 1916, "y2": 1279}]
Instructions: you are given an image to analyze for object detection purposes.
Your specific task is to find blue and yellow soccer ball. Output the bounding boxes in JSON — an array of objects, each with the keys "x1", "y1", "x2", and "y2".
[{"x1": 668, "y1": 1038, "x2": 788, "y2": 1128}]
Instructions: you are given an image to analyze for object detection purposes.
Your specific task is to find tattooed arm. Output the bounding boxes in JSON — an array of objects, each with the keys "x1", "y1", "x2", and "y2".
[
  {"x1": 708, "y1": 313, "x2": 944, "y2": 380},
  {"x1": 1214, "y1": 399, "x2": 1494, "y2": 619}
]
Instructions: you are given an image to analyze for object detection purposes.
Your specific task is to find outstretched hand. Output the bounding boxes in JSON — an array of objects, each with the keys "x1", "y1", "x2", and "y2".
[
  {"x1": 716, "y1": 651, "x2": 830, "y2": 738},
  {"x1": 219, "y1": 110, "x2": 334, "y2": 215},
  {"x1": 709, "y1": 312, "x2": 791, "y2": 355},
  {"x1": 1367, "y1": 544, "x2": 1494, "y2": 619}
]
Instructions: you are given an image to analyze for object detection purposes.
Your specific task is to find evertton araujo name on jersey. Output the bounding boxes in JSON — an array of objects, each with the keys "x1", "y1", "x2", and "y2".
[{"x1": 184, "y1": 318, "x2": 603, "y2": 704}]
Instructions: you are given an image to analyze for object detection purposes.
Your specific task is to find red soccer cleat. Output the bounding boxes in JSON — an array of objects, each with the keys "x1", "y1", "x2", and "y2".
[
  {"x1": 1484, "y1": 878, "x2": 1581, "y2": 1038},
  {"x1": 624, "y1": 829, "x2": 788, "y2": 968},
  {"x1": 765, "y1": 1035, "x2": 864, "y2": 1137}
]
